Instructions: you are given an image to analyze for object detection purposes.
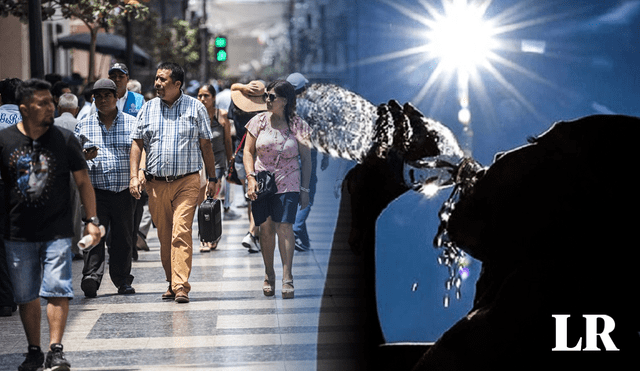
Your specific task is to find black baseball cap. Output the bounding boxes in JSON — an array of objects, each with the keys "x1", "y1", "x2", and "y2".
[{"x1": 108, "y1": 63, "x2": 129, "y2": 75}]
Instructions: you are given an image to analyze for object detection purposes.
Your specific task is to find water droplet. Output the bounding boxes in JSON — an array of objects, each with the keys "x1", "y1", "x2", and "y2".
[{"x1": 412, "y1": 282, "x2": 419, "y2": 291}]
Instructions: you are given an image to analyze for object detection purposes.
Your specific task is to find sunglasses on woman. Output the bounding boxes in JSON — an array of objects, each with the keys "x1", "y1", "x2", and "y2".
[{"x1": 263, "y1": 93, "x2": 279, "y2": 102}]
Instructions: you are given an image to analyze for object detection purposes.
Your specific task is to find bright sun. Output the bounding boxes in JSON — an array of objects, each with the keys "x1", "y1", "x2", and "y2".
[
  {"x1": 359, "y1": 0, "x2": 557, "y2": 155},
  {"x1": 426, "y1": 0, "x2": 497, "y2": 73}
]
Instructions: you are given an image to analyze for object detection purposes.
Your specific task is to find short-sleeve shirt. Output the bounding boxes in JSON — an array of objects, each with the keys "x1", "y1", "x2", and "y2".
[
  {"x1": 0, "y1": 125, "x2": 87, "y2": 241},
  {"x1": 245, "y1": 112, "x2": 311, "y2": 193},
  {"x1": 75, "y1": 110, "x2": 136, "y2": 192},
  {"x1": 130, "y1": 93, "x2": 212, "y2": 177},
  {"x1": 0, "y1": 104, "x2": 21, "y2": 130}
]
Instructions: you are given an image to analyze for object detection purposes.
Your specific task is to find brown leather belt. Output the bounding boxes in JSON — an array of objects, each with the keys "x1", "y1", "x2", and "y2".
[{"x1": 147, "y1": 171, "x2": 198, "y2": 182}]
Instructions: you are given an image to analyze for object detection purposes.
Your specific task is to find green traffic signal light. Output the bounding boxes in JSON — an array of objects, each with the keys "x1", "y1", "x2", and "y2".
[
  {"x1": 214, "y1": 36, "x2": 227, "y2": 62},
  {"x1": 215, "y1": 37, "x2": 227, "y2": 48},
  {"x1": 216, "y1": 49, "x2": 227, "y2": 62}
]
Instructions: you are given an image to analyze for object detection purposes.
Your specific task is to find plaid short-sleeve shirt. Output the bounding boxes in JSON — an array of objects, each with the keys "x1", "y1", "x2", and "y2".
[
  {"x1": 131, "y1": 92, "x2": 212, "y2": 177},
  {"x1": 75, "y1": 110, "x2": 137, "y2": 192}
]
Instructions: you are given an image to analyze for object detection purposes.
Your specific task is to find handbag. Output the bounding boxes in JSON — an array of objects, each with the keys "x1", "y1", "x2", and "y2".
[
  {"x1": 226, "y1": 133, "x2": 246, "y2": 185},
  {"x1": 253, "y1": 170, "x2": 277, "y2": 202},
  {"x1": 253, "y1": 129, "x2": 291, "y2": 202}
]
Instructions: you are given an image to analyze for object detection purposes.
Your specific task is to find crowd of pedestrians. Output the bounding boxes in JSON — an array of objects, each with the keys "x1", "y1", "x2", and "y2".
[{"x1": 0, "y1": 63, "x2": 319, "y2": 371}]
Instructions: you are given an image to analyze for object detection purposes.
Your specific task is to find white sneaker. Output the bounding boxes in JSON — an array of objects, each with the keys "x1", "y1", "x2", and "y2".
[{"x1": 242, "y1": 232, "x2": 260, "y2": 253}]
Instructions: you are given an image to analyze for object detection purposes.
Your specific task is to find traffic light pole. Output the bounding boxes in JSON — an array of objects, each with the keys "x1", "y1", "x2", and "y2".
[{"x1": 28, "y1": 0, "x2": 45, "y2": 79}]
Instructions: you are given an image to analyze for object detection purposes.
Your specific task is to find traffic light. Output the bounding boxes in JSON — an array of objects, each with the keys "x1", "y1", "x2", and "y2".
[{"x1": 214, "y1": 36, "x2": 227, "y2": 62}]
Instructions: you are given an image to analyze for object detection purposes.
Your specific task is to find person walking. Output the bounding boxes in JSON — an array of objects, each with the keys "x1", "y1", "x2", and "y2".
[
  {"x1": 108, "y1": 63, "x2": 144, "y2": 116},
  {"x1": 229, "y1": 80, "x2": 268, "y2": 253},
  {"x1": 75, "y1": 78, "x2": 138, "y2": 298},
  {"x1": 54, "y1": 92, "x2": 83, "y2": 258},
  {"x1": 0, "y1": 77, "x2": 23, "y2": 129},
  {"x1": 0, "y1": 78, "x2": 101, "y2": 371},
  {"x1": 197, "y1": 84, "x2": 234, "y2": 252},
  {"x1": 54, "y1": 92, "x2": 79, "y2": 130},
  {"x1": 129, "y1": 62, "x2": 219, "y2": 304},
  {"x1": 243, "y1": 80, "x2": 312, "y2": 299},
  {"x1": 0, "y1": 77, "x2": 23, "y2": 318},
  {"x1": 284, "y1": 73, "x2": 323, "y2": 252}
]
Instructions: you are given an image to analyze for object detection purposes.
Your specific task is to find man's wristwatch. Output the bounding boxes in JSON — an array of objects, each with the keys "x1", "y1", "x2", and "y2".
[
  {"x1": 208, "y1": 177, "x2": 218, "y2": 183},
  {"x1": 84, "y1": 216, "x2": 100, "y2": 226},
  {"x1": 247, "y1": 172, "x2": 256, "y2": 179}
]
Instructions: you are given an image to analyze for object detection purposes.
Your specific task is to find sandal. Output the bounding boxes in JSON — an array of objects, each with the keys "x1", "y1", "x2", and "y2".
[
  {"x1": 282, "y1": 279, "x2": 294, "y2": 299},
  {"x1": 210, "y1": 241, "x2": 218, "y2": 250},
  {"x1": 263, "y1": 277, "x2": 275, "y2": 297}
]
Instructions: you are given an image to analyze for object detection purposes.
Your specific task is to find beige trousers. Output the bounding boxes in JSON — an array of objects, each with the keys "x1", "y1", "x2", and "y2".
[{"x1": 146, "y1": 173, "x2": 200, "y2": 293}]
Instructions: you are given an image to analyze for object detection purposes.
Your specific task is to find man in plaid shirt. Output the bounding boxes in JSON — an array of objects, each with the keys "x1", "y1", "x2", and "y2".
[
  {"x1": 129, "y1": 62, "x2": 219, "y2": 304},
  {"x1": 75, "y1": 78, "x2": 137, "y2": 298}
]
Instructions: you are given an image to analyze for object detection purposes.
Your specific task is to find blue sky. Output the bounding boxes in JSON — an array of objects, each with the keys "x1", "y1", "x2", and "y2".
[{"x1": 352, "y1": 0, "x2": 640, "y2": 165}]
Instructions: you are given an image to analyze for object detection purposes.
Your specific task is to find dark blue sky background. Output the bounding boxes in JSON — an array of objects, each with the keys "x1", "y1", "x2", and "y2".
[
  {"x1": 348, "y1": 0, "x2": 640, "y2": 342},
  {"x1": 352, "y1": 0, "x2": 639, "y2": 165}
]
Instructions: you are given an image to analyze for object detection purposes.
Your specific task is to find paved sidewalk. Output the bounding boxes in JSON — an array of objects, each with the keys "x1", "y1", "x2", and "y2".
[{"x1": 0, "y1": 158, "x2": 363, "y2": 371}]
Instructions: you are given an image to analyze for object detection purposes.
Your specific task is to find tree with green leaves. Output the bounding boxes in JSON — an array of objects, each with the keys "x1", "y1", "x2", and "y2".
[
  {"x1": 115, "y1": 11, "x2": 222, "y2": 83},
  {"x1": 1, "y1": 0, "x2": 149, "y2": 81}
]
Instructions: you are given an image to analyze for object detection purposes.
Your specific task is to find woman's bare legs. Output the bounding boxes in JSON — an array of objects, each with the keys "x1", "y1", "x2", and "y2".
[
  {"x1": 276, "y1": 222, "x2": 295, "y2": 282},
  {"x1": 259, "y1": 217, "x2": 276, "y2": 295},
  {"x1": 259, "y1": 218, "x2": 295, "y2": 297}
]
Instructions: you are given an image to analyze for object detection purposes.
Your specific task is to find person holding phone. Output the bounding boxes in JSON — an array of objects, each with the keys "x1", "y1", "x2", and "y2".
[{"x1": 75, "y1": 78, "x2": 138, "y2": 298}]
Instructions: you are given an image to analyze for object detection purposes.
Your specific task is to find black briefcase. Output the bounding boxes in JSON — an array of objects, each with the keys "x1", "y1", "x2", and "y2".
[{"x1": 198, "y1": 196, "x2": 222, "y2": 243}]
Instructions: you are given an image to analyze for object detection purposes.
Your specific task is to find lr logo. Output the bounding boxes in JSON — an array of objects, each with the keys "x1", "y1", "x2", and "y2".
[{"x1": 552, "y1": 314, "x2": 619, "y2": 351}]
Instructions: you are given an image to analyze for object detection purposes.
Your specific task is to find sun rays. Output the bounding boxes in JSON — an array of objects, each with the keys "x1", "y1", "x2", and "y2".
[{"x1": 356, "y1": 0, "x2": 571, "y2": 154}]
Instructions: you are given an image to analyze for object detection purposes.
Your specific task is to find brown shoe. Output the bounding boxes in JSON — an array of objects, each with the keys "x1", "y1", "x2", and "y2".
[
  {"x1": 161, "y1": 286, "x2": 175, "y2": 300},
  {"x1": 174, "y1": 288, "x2": 189, "y2": 303},
  {"x1": 136, "y1": 234, "x2": 150, "y2": 251}
]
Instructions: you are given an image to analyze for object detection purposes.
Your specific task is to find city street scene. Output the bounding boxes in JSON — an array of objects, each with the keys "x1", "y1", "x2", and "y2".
[{"x1": 1, "y1": 0, "x2": 639, "y2": 370}]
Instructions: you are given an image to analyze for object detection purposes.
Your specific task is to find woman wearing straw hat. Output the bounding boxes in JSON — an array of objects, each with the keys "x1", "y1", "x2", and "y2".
[
  {"x1": 229, "y1": 81, "x2": 268, "y2": 253},
  {"x1": 243, "y1": 80, "x2": 312, "y2": 299}
]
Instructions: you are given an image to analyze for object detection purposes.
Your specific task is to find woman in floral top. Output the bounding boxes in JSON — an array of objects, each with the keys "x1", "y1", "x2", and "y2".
[{"x1": 243, "y1": 80, "x2": 312, "y2": 299}]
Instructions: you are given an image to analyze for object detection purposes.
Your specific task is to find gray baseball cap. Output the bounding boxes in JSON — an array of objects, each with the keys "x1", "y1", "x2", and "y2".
[
  {"x1": 286, "y1": 73, "x2": 309, "y2": 94},
  {"x1": 92, "y1": 78, "x2": 117, "y2": 93}
]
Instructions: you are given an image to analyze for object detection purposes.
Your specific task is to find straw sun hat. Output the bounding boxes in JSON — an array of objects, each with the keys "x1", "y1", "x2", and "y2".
[{"x1": 230, "y1": 80, "x2": 267, "y2": 112}]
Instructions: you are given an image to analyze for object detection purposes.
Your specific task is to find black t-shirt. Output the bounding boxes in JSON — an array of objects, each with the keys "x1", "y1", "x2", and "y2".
[{"x1": 0, "y1": 124, "x2": 87, "y2": 241}]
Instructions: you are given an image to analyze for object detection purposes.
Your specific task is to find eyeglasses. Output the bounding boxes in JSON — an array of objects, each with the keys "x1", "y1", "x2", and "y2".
[{"x1": 263, "y1": 93, "x2": 278, "y2": 102}]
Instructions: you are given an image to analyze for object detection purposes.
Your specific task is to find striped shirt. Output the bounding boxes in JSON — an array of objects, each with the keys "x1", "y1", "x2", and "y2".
[
  {"x1": 131, "y1": 93, "x2": 212, "y2": 177},
  {"x1": 75, "y1": 110, "x2": 136, "y2": 192}
]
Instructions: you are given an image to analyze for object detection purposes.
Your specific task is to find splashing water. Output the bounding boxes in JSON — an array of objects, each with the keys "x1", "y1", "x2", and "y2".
[
  {"x1": 434, "y1": 158, "x2": 484, "y2": 307},
  {"x1": 297, "y1": 83, "x2": 377, "y2": 162},
  {"x1": 297, "y1": 83, "x2": 485, "y2": 307}
]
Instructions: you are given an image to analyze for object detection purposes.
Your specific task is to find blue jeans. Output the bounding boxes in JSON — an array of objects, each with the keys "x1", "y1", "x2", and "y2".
[
  {"x1": 4, "y1": 238, "x2": 74, "y2": 304},
  {"x1": 293, "y1": 203, "x2": 312, "y2": 249},
  {"x1": 293, "y1": 149, "x2": 318, "y2": 250}
]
